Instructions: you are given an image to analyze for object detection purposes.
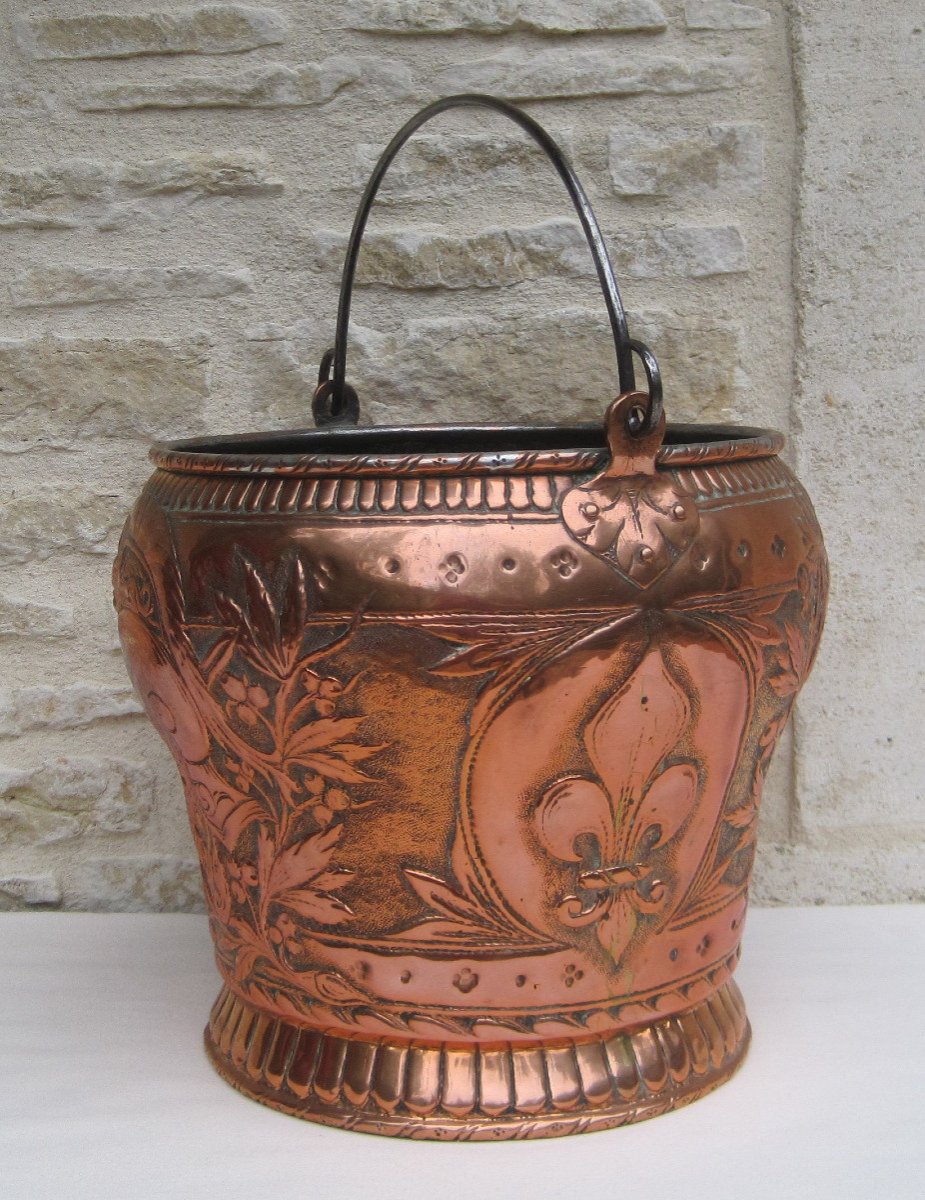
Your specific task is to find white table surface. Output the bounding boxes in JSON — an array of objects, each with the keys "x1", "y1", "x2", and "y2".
[{"x1": 2, "y1": 906, "x2": 923, "y2": 1200}]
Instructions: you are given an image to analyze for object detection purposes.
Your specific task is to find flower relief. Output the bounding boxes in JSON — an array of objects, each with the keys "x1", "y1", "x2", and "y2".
[{"x1": 222, "y1": 675, "x2": 269, "y2": 727}]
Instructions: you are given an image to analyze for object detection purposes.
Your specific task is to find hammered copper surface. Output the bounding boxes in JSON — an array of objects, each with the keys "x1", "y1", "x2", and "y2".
[{"x1": 114, "y1": 392, "x2": 827, "y2": 1137}]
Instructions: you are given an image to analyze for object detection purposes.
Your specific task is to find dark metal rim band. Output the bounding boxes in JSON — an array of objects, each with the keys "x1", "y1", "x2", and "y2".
[{"x1": 150, "y1": 426, "x2": 785, "y2": 479}]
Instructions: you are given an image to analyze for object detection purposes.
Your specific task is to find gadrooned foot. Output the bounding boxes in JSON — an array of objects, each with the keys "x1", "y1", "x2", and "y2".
[{"x1": 204, "y1": 980, "x2": 751, "y2": 1140}]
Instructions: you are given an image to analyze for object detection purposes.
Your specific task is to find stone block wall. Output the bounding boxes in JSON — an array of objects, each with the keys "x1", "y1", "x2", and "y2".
[{"x1": 0, "y1": 0, "x2": 921, "y2": 910}]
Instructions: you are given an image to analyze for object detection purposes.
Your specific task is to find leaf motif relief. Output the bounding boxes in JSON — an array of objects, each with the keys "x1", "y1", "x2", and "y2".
[
  {"x1": 280, "y1": 890, "x2": 354, "y2": 924},
  {"x1": 241, "y1": 557, "x2": 282, "y2": 673},
  {"x1": 403, "y1": 869, "x2": 493, "y2": 926},
  {"x1": 267, "y1": 824, "x2": 343, "y2": 894},
  {"x1": 769, "y1": 621, "x2": 813, "y2": 696},
  {"x1": 286, "y1": 716, "x2": 366, "y2": 756},
  {"x1": 193, "y1": 781, "x2": 265, "y2": 850},
  {"x1": 296, "y1": 751, "x2": 382, "y2": 787},
  {"x1": 195, "y1": 814, "x2": 233, "y2": 924},
  {"x1": 673, "y1": 583, "x2": 793, "y2": 678},
  {"x1": 560, "y1": 473, "x2": 700, "y2": 588},
  {"x1": 278, "y1": 556, "x2": 309, "y2": 669},
  {"x1": 195, "y1": 557, "x2": 385, "y2": 802},
  {"x1": 429, "y1": 618, "x2": 586, "y2": 678},
  {"x1": 207, "y1": 551, "x2": 324, "y2": 682},
  {"x1": 263, "y1": 825, "x2": 356, "y2": 927},
  {"x1": 393, "y1": 868, "x2": 553, "y2": 948},
  {"x1": 669, "y1": 566, "x2": 827, "y2": 915},
  {"x1": 283, "y1": 715, "x2": 383, "y2": 787},
  {"x1": 214, "y1": 589, "x2": 245, "y2": 633},
  {"x1": 424, "y1": 610, "x2": 639, "y2": 732}
]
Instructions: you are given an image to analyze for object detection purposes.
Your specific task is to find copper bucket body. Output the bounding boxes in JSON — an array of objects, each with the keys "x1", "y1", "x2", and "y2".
[
  {"x1": 115, "y1": 404, "x2": 826, "y2": 1137},
  {"x1": 114, "y1": 97, "x2": 827, "y2": 1138}
]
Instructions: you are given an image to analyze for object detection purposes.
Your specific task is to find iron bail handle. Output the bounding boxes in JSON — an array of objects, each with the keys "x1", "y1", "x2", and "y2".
[{"x1": 314, "y1": 93, "x2": 663, "y2": 435}]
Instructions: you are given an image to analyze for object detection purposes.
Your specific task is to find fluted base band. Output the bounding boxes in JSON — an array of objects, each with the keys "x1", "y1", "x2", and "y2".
[{"x1": 204, "y1": 981, "x2": 750, "y2": 1140}]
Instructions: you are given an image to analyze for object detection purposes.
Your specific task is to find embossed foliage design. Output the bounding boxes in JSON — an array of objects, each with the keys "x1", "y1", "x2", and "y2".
[{"x1": 115, "y1": 537, "x2": 384, "y2": 1019}]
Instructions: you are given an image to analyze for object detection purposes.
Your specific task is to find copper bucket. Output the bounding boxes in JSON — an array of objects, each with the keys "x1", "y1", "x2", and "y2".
[{"x1": 114, "y1": 95, "x2": 827, "y2": 1139}]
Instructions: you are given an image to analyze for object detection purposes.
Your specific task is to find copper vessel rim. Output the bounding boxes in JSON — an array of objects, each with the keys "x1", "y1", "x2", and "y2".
[{"x1": 151, "y1": 421, "x2": 784, "y2": 478}]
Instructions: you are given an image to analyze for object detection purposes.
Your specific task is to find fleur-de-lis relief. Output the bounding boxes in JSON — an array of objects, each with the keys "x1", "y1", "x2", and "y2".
[{"x1": 535, "y1": 649, "x2": 698, "y2": 965}]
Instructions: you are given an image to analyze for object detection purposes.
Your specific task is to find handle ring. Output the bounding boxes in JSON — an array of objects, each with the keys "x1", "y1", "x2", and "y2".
[
  {"x1": 312, "y1": 348, "x2": 360, "y2": 427},
  {"x1": 626, "y1": 340, "x2": 664, "y2": 436}
]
